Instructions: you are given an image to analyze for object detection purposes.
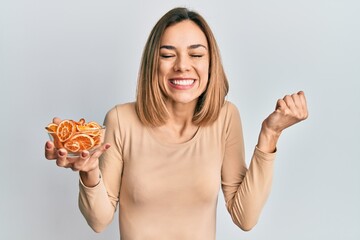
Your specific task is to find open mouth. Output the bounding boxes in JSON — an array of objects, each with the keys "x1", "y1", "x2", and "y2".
[{"x1": 169, "y1": 79, "x2": 195, "y2": 86}]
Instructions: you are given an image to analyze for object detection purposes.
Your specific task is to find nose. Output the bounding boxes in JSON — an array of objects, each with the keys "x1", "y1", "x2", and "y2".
[{"x1": 173, "y1": 55, "x2": 190, "y2": 72}]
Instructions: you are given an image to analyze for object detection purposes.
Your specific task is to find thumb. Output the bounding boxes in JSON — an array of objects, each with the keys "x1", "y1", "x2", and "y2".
[{"x1": 52, "y1": 117, "x2": 62, "y2": 124}]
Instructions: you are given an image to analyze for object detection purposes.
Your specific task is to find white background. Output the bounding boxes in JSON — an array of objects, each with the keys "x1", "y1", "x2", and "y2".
[{"x1": 1, "y1": 0, "x2": 359, "y2": 239}]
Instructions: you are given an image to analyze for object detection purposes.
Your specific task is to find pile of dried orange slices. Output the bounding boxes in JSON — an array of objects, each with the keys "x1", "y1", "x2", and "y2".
[{"x1": 46, "y1": 118, "x2": 103, "y2": 154}]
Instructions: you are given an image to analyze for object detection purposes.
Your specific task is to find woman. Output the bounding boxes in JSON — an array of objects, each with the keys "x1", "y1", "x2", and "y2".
[{"x1": 45, "y1": 7, "x2": 308, "y2": 239}]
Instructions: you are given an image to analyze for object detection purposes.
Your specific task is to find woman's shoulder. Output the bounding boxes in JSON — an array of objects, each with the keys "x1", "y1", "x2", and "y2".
[
  {"x1": 211, "y1": 100, "x2": 242, "y2": 130},
  {"x1": 220, "y1": 100, "x2": 240, "y2": 119},
  {"x1": 104, "y1": 102, "x2": 139, "y2": 125},
  {"x1": 114, "y1": 102, "x2": 136, "y2": 113},
  {"x1": 106, "y1": 102, "x2": 136, "y2": 115}
]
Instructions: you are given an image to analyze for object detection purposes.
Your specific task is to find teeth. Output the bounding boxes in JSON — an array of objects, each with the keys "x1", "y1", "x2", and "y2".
[{"x1": 171, "y1": 79, "x2": 194, "y2": 86}]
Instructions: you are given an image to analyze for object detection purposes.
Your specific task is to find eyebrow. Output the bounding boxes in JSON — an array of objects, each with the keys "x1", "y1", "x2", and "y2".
[{"x1": 160, "y1": 44, "x2": 207, "y2": 50}]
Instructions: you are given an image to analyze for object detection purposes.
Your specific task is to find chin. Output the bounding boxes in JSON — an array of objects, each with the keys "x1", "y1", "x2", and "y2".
[{"x1": 167, "y1": 96, "x2": 199, "y2": 106}]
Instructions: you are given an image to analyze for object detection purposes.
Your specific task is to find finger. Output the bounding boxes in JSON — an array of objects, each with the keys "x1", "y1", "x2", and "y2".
[
  {"x1": 283, "y1": 94, "x2": 296, "y2": 112},
  {"x1": 72, "y1": 151, "x2": 90, "y2": 171},
  {"x1": 72, "y1": 144, "x2": 110, "y2": 171},
  {"x1": 291, "y1": 93, "x2": 302, "y2": 109},
  {"x1": 56, "y1": 149, "x2": 70, "y2": 167},
  {"x1": 85, "y1": 143, "x2": 111, "y2": 167},
  {"x1": 298, "y1": 91, "x2": 309, "y2": 119},
  {"x1": 275, "y1": 98, "x2": 287, "y2": 112},
  {"x1": 53, "y1": 117, "x2": 62, "y2": 124},
  {"x1": 45, "y1": 141, "x2": 57, "y2": 160},
  {"x1": 92, "y1": 143, "x2": 111, "y2": 159}
]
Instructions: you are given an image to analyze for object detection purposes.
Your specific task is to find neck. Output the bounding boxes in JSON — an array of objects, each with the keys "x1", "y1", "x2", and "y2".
[
  {"x1": 165, "y1": 100, "x2": 197, "y2": 126},
  {"x1": 159, "y1": 100, "x2": 198, "y2": 140}
]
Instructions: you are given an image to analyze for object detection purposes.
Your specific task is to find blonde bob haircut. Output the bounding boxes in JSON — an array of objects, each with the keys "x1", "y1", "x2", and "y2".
[{"x1": 135, "y1": 7, "x2": 229, "y2": 127}]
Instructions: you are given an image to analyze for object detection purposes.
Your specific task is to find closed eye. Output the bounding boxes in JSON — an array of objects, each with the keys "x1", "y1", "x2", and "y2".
[
  {"x1": 160, "y1": 54, "x2": 175, "y2": 58},
  {"x1": 191, "y1": 54, "x2": 204, "y2": 58}
]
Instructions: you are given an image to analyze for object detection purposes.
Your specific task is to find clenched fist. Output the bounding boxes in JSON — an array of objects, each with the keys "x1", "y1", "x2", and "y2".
[
  {"x1": 264, "y1": 91, "x2": 308, "y2": 134},
  {"x1": 257, "y1": 91, "x2": 308, "y2": 153}
]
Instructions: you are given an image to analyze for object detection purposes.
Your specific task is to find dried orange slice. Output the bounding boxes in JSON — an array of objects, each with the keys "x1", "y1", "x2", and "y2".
[
  {"x1": 78, "y1": 118, "x2": 85, "y2": 125},
  {"x1": 67, "y1": 133, "x2": 95, "y2": 151},
  {"x1": 77, "y1": 121, "x2": 102, "y2": 136},
  {"x1": 92, "y1": 135, "x2": 101, "y2": 146},
  {"x1": 46, "y1": 123, "x2": 58, "y2": 133},
  {"x1": 56, "y1": 120, "x2": 76, "y2": 142},
  {"x1": 76, "y1": 125, "x2": 87, "y2": 131},
  {"x1": 73, "y1": 118, "x2": 85, "y2": 127},
  {"x1": 49, "y1": 133, "x2": 64, "y2": 149},
  {"x1": 64, "y1": 140, "x2": 81, "y2": 152},
  {"x1": 85, "y1": 121, "x2": 101, "y2": 129}
]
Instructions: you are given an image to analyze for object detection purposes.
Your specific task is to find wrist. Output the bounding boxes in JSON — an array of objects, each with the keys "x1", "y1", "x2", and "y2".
[
  {"x1": 80, "y1": 168, "x2": 101, "y2": 188},
  {"x1": 257, "y1": 124, "x2": 281, "y2": 153}
]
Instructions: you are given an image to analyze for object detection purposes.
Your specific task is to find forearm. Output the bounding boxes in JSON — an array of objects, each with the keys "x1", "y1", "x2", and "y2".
[
  {"x1": 227, "y1": 148, "x2": 275, "y2": 231},
  {"x1": 78, "y1": 175, "x2": 117, "y2": 233}
]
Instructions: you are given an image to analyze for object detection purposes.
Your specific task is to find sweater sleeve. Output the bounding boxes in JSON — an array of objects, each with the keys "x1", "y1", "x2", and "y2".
[
  {"x1": 78, "y1": 106, "x2": 124, "y2": 232},
  {"x1": 221, "y1": 103, "x2": 276, "y2": 231}
]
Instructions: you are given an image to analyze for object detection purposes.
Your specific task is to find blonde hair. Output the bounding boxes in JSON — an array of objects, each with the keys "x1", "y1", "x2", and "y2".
[{"x1": 135, "y1": 7, "x2": 229, "y2": 127}]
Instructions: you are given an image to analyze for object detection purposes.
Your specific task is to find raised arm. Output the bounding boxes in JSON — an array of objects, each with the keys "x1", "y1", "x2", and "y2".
[{"x1": 222, "y1": 92, "x2": 308, "y2": 231}]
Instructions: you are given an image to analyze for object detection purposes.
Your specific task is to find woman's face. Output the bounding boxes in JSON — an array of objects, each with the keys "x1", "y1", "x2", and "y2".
[{"x1": 158, "y1": 20, "x2": 209, "y2": 107}]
